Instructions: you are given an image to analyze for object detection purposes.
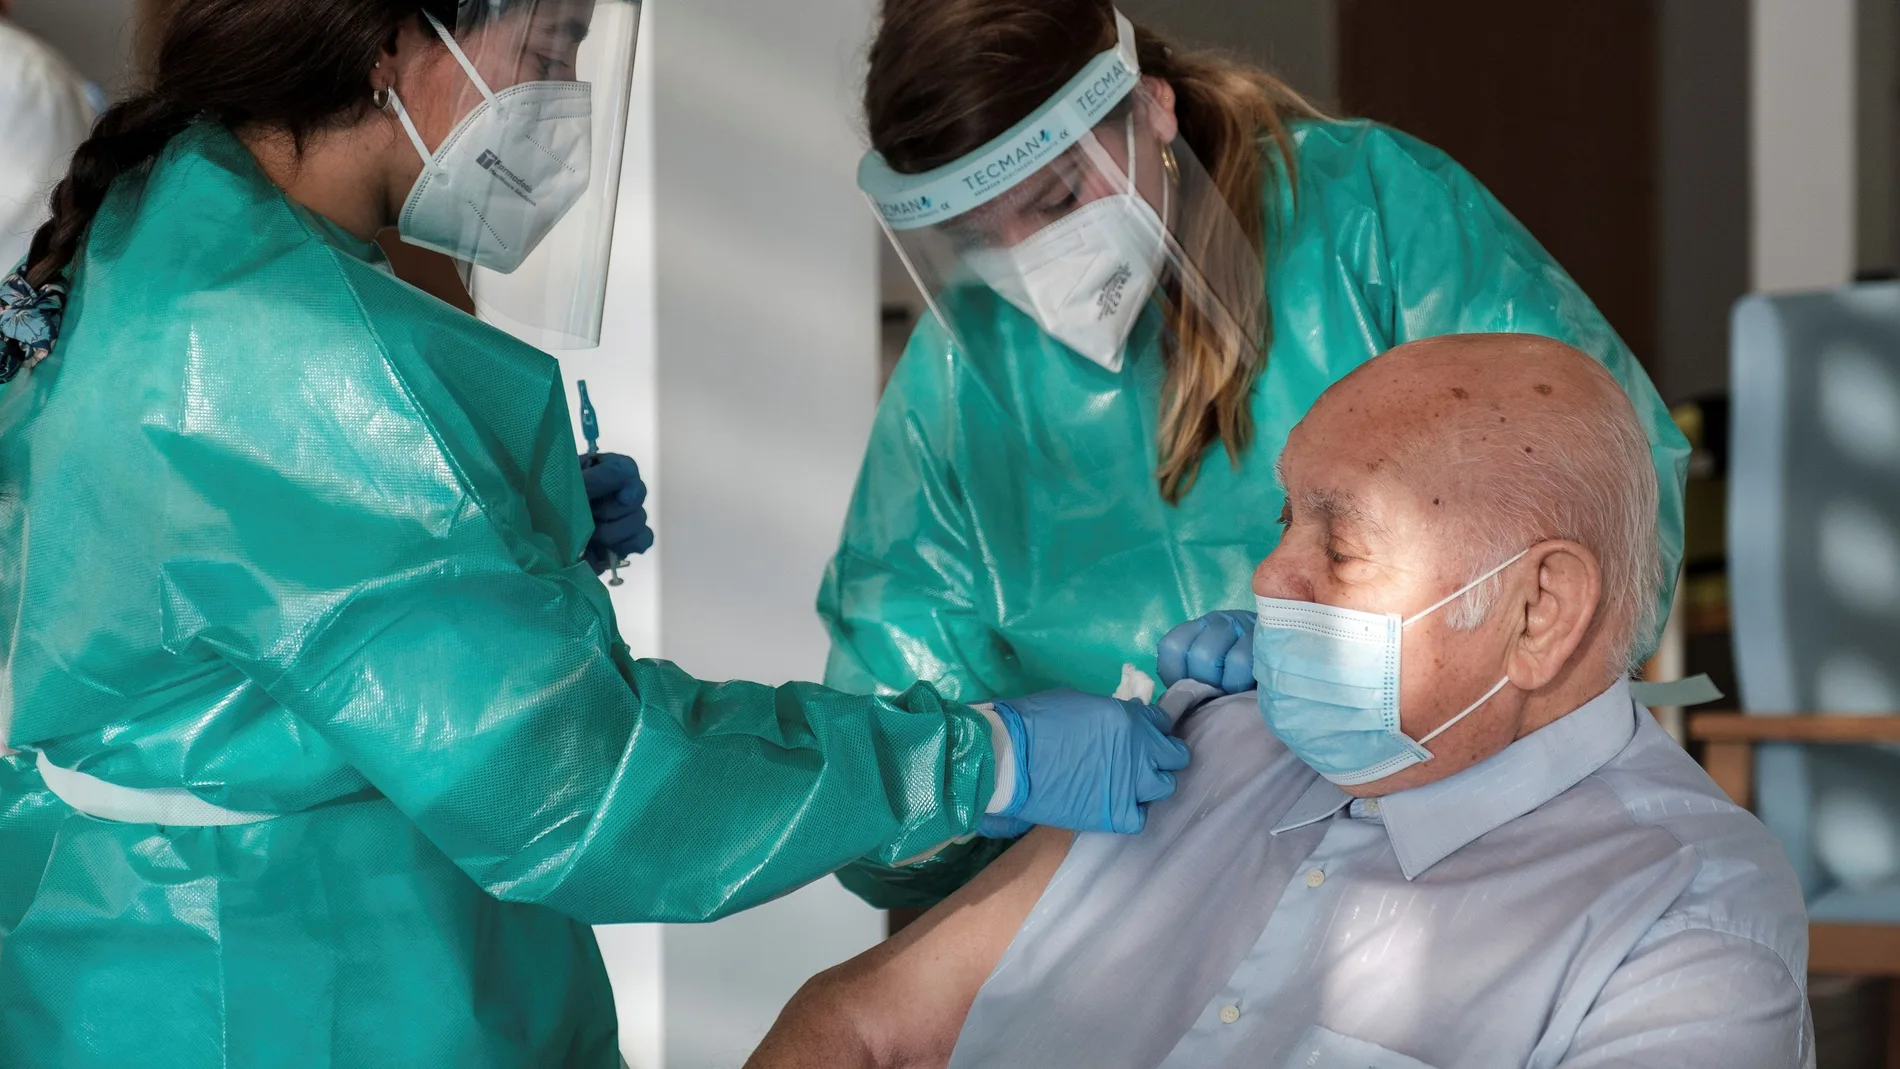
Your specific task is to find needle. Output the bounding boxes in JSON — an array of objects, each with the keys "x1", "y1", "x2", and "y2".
[{"x1": 578, "y1": 380, "x2": 628, "y2": 587}]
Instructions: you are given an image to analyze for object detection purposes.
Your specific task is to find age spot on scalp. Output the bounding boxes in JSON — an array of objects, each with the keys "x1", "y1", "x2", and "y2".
[
  {"x1": 1451, "y1": 387, "x2": 1470, "y2": 400},
  {"x1": 1534, "y1": 383, "x2": 1553, "y2": 395}
]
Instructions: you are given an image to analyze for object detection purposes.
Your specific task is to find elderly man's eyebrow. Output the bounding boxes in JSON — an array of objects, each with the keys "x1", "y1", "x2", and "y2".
[{"x1": 1300, "y1": 487, "x2": 1389, "y2": 538}]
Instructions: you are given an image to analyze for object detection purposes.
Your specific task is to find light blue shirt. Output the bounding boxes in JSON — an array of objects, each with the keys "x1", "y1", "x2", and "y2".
[{"x1": 953, "y1": 679, "x2": 1813, "y2": 1069}]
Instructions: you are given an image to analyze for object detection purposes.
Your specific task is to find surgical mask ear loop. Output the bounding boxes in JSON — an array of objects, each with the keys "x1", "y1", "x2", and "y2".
[
  {"x1": 1402, "y1": 549, "x2": 1531, "y2": 628},
  {"x1": 1416, "y1": 675, "x2": 1512, "y2": 746},
  {"x1": 1401, "y1": 549, "x2": 1530, "y2": 749}
]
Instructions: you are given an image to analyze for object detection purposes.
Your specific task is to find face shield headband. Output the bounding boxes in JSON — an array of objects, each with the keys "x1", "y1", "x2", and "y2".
[{"x1": 855, "y1": 10, "x2": 1144, "y2": 231}]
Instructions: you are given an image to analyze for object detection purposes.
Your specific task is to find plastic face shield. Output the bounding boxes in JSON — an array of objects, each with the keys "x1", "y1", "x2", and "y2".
[
  {"x1": 435, "y1": 0, "x2": 641, "y2": 349},
  {"x1": 857, "y1": 10, "x2": 1265, "y2": 374}
]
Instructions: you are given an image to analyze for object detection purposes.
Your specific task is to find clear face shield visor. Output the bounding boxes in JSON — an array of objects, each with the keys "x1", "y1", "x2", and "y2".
[
  {"x1": 390, "y1": 0, "x2": 642, "y2": 349},
  {"x1": 858, "y1": 11, "x2": 1264, "y2": 374}
]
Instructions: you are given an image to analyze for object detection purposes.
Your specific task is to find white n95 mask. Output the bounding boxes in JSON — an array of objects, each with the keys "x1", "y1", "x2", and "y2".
[
  {"x1": 966, "y1": 117, "x2": 1167, "y2": 372},
  {"x1": 388, "y1": 12, "x2": 593, "y2": 273},
  {"x1": 1252, "y1": 550, "x2": 1529, "y2": 786}
]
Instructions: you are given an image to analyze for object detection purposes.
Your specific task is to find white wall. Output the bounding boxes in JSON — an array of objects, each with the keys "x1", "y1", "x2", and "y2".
[
  {"x1": 9, "y1": 0, "x2": 137, "y2": 97},
  {"x1": 646, "y1": 0, "x2": 886, "y2": 1063},
  {"x1": 1752, "y1": 0, "x2": 1860, "y2": 292},
  {"x1": 561, "y1": 3, "x2": 666, "y2": 1066}
]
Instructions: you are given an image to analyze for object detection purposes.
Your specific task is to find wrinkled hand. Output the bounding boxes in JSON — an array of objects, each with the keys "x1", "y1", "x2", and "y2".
[
  {"x1": 1157, "y1": 610, "x2": 1255, "y2": 694},
  {"x1": 580, "y1": 452, "x2": 653, "y2": 574},
  {"x1": 984, "y1": 689, "x2": 1190, "y2": 836}
]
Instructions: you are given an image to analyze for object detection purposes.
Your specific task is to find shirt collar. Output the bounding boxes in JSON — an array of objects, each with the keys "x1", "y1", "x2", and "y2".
[
  {"x1": 1272, "y1": 770, "x2": 1350, "y2": 834},
  {"x1": 1377, "y1": 677, "x2": 1638, "y2": 880}
]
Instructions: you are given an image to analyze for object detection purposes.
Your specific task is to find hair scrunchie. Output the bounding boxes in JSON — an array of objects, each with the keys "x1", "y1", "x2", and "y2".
[{"x1": 0, "y1": 263, "x2": 67, "y2": 384}]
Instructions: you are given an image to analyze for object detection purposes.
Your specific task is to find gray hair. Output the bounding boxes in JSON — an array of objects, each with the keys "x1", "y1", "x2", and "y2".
[{"x1": 1430, "y1": 394, "x2": 1664, "y2": 673}]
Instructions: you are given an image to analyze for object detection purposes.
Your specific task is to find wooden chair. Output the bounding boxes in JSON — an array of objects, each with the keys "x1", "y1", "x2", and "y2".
[{"x1": 1691, "y1": 711, "x2": 1900, "y2": 1065}]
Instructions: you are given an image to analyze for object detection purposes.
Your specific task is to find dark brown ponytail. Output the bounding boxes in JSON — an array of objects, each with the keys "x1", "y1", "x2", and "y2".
[
  {"x1": 24, "y1": 95, "x2": 193, "y2": 288},
  {"x1": 865, "y1": 0, "x2": 1322, "y2": 502},
  {"x1": 21, "y1": 0, "x2": 464, "y2": 289}
]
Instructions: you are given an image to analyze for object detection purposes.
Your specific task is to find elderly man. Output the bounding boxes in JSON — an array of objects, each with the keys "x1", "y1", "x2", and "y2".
[{"x1": 750, "y1": 335, "x2": 1810, "y2": 1069}]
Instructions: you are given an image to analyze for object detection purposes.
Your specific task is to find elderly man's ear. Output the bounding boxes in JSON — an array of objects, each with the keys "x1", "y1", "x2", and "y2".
[{"x1": 1504, "y1": 542, "x2": 1603, "y2": 691}]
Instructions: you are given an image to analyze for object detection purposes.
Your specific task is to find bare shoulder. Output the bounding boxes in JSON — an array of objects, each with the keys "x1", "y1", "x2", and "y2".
[
  {"x1": 748, "y1": 829, "x2": 1074, "y2": 1069},
  {"x1": 834, "y1": 825, "x2": 1075, "y2": 1010}
]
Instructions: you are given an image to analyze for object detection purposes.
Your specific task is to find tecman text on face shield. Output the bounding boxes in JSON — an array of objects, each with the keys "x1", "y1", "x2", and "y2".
[
  {"x1": 962, "y1": 129, "x2": 1060, "y2": 193},
  {"x1": 1074, "y1": 61, "x2": 1135, "y2": 114},
  {"x1": 880, "y1": 194, "x2": 935, "y2": 224}
]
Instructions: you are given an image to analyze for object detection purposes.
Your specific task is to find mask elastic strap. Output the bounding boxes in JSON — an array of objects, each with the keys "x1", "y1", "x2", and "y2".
[
  {"x1": 1402, "y1": 548, "x2": 1530, "y2": 628},
  {"x1": 387, "y1": 89, "x2": 437, "y2": 169},
  {"x1": 390, "y1": 13, "x2": 500, "y2": 171},
  {"x1": 1124, "y1": 113, "x2": 1139, "y2": 196},
  {"x1": 1417, "y1": 675, "x2": 1511, "y2": 746},
  {"x1": 422, "y1": 12, "x2": 499, "y2": 107},
  {"x1": 1125, "y1": 106, "x2": 1171, "y2": 250}
]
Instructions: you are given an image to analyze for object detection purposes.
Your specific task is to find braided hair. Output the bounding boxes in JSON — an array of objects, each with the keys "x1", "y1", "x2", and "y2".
[{"x1": 21, "y1": 0, "x2": 463, "y2": 290}]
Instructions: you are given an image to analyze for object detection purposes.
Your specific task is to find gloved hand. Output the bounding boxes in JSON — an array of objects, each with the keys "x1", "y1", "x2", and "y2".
[
  {"x1": 982, "y1": 689, "x2": 1190, "y2": 836},
  {"x1": 977, "y1": 813, "x2": 1035, "y2": 839},
  {"x1": 1157, "y1": 610, "x2": 1255, "y2": 694},
  {"x1": 580, "y1": 452, "x2": 654, "y2": 574}
]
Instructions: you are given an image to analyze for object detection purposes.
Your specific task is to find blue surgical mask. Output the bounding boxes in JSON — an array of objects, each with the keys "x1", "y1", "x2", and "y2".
[{"x1": 1252, "y1": 550, "x2": 1529, "y2": 786}]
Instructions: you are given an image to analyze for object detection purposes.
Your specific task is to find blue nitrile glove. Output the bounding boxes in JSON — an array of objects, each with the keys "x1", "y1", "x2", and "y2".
[
  {"x1": 1158, "y1": 610, "x2": 1255, "y2": 694},
  {"x1": 580, "y1": 452, "x2": 654, "y2": 573},
  {"x1": 977, "y1": 813, "x2": 1034, "y2": 839},
  {"x1": 981, "y1": 689, "x2": 1189, "y2": 836}
]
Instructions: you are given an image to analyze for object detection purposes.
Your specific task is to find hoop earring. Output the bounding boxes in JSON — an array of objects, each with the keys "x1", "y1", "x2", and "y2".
[
  {"x1": 1160, "y1": 143, "x2": 1180, "y2": 186},
  {"x1": 370, "y1": 59, "x2": 391, "y2": 110}
]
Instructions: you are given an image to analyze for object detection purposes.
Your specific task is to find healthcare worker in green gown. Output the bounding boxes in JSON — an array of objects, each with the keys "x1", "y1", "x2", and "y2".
[
  {"x1": 0, "y1": 1, "x2": 1197, "y2": 1064},
  {"x1": 824, "y1": 0, "x2": 1693, "y2": 908}
]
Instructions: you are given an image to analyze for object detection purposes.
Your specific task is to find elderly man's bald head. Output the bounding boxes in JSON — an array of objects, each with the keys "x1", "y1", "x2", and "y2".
[
  {"x1": 1256, "y1": 334, "x2": 1663, "y2": 793},
  {"x1": 1297, "y1": 334, "x2": 1662, "y2": 670}
]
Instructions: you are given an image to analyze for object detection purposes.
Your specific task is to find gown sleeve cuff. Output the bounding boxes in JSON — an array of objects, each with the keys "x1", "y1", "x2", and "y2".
[{"x1": 973, "y1": 703, "x2": 1016, "y2": 814}]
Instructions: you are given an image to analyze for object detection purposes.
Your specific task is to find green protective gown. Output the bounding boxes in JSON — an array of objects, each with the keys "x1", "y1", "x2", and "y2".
[
  {"x1": 0, "y1": 123, "x2": 994, "y2": 1068},
  {"x1": 821, "y1": 119, "x2": 1692, "y2": 908}
]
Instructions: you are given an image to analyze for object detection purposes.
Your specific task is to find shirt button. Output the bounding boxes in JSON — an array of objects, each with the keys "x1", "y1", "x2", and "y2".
[
  {"x1": 1219, "y1": 1005, "x2": 1241, "y2": 1025},
  {"x1": 1304, "y1": 868, "x2": 1326, "y2": 888},
  {"x1": 1364, "y1": 798, "x2": 1382, "y2": 815}
]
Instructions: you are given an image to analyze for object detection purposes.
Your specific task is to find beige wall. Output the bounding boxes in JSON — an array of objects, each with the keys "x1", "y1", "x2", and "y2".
[{"x1": 1119, "y1": 0, "x2": 1337, "y2": 105}]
